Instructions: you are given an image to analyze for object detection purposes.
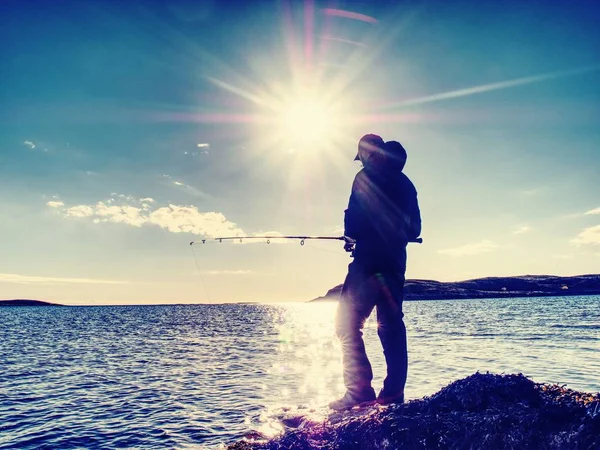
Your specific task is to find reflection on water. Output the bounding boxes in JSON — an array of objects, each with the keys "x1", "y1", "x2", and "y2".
[{"x1": 0, "y1": 296, "x2": 598, "y2": 449}]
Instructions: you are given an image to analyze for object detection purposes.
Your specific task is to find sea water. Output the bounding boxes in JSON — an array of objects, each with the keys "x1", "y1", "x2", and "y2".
[{"x1": 1, "y1": 296, "x2": 598, "y2": 449}]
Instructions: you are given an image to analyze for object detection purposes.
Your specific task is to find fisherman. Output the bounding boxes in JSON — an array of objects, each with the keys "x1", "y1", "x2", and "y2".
[{"x1": 329, "y1": 134, "x2": 422, "y2": 411}]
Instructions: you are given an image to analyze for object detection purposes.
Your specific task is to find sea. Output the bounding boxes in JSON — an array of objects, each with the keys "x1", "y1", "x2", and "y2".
[{"x1": 1, "y1": 295, "x2": 599, "y2": 449}]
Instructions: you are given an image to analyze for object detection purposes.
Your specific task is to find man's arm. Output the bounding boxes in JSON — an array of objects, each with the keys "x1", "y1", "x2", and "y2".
[
  {"x1": 408, "y1": 193, "x2": 422, "y2": 240},
  {"x1": 344, "y1": 177, "x2": 366, "y2": 240}
]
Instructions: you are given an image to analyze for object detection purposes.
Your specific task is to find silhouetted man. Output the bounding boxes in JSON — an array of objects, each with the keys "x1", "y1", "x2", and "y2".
[{"x1": 329, "y1": 134, "x2": 421, "y2": 411}]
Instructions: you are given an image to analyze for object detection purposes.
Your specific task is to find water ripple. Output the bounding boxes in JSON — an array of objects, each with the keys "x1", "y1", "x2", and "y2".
[{"x1": 1, "y1": 296, "x2": 599, "y2": 448}]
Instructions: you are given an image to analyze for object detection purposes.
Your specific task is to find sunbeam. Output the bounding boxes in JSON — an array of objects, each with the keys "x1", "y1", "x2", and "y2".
[{"x1": 381, "y1": 65, "x2": 600, "y2": 110}]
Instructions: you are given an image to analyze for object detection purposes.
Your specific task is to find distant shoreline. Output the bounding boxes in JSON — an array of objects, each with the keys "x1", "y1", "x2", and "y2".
[
  {"x1": 311, "y1": 273, "x2": 600, "y2": 302},
  {"x1": 0, "y1": 299, "x2": 64, "y2": 307},
  {"x1": 3, "y1": 274, "x2": 599, "y2": 306}
]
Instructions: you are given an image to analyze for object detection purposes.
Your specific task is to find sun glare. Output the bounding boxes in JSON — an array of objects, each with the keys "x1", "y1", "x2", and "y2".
[{"x1": 277, "y1": 96, "x2": 340, "y2": 148}]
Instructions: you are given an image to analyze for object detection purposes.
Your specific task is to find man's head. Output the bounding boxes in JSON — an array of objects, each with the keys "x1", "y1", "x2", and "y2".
[{"x1": 355, "y1": 134, "x2": 384, "y2": 163}]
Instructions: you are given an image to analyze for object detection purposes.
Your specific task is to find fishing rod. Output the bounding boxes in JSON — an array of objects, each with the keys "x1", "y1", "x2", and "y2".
[{"x1": 190, "y1": 236, "x2": 423, "y2": 246}]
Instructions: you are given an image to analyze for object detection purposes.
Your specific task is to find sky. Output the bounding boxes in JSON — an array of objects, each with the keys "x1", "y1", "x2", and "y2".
[{"x1": 1, "y1": 0, "x2": 599, "y2": 305}]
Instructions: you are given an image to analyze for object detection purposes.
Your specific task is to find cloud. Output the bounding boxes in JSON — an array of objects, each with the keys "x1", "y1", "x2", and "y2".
[
  {"x1": 148, "y1": 205, "x2": 242, "y2": 235},
  {"x1": 46, "y1": 201, "x2": 65, "y2": 208},
  {"x1": 584, "y1": 207, "x2": 600, "y2": 215},
  {"x1": 171, "y1": 180, "x2": 212, "y2": 199},
  {"x1": 161, "y1": 175, "x2": 211, "y2": 199},
  {"x1": 197, "y1": 143, "x2": 210, "y2": 148},
  {"x1": 322, "y1": 8, "x2": 378, "y2": 23},
  {"x1": 23, "y1": 140, "x2": 48, "y2": 152},
  {"x1": 438, "y1": 240, "x2": 499, "y2": 257},
  {"x1": 92, "y1": 202, "x2": 146, "y2": 227},
  {"x1": 512, "y1": 225, "x2": 531, "y2": 235},
  {"x1": 206, "y1": 270, "x2": 254, "y2": 275},
  {"x1": 0, "y1": 273, "x2": 129, "y2": 285},
  {"x1": 571, "y1": 225, "x2": 600, "y2": 246},
  {"x1": 65, "y1": 205, "x2": 95, "y2": 218},
  {"x1": 50, "y1": 195, "x2": 244, "y2": 238}
]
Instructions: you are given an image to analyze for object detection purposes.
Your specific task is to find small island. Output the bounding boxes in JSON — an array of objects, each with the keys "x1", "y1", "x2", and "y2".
[
  {"x1": 311, "y1": 274, "x2": 600, "y2": 302},
  {"x1": 0, "y1": 299, "x2": 64, "y2": 307}
]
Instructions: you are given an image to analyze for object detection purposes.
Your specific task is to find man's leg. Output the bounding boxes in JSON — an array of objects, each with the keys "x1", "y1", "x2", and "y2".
[
  {"x1": 334, "y1": 261, "x2": 376, "y2": 403},
  {"x1": 375, "y1": 270, "x2": 408, "y2": 403}
]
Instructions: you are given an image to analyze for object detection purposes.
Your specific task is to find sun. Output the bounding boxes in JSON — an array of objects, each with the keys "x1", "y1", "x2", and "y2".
[
  {"x1": 268, "y1": 86, "x2": 350, "y2": 153},
  {"x1": 277, "y1": 96, "x2": 340, "y2": 148}
]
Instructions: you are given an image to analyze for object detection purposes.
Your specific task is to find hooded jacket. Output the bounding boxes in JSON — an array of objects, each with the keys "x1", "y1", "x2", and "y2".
[{"x1": 344, "y1": 161, "x2": 421, "y2": 265}]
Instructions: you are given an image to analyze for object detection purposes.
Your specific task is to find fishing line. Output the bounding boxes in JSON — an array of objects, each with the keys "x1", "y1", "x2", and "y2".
[
  {"x1": 190, "y1": 243, "x2": 211, "y2": 303},
  {"x1": 304, "y1": 241, "x2": 349, "y2": 256}
]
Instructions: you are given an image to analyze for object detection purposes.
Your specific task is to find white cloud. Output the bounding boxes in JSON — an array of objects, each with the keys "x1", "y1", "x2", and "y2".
[
  {"x1": 571, "y1": 225, "x2": 600, "y2": 246},
  {"x1": 584, "y1": 207, "x2": 600, "y2": 215},
  {"x1": 438, "y1": 240, "x2": 499, "y2": 257},
  {"x1": 206, "y1": 270, "x2": 253, "y2": 275},
  {"x1": 50, "y1": 195, "x2": 244, "y2": 238},
  {"x1": 0, "y1": 273, "x2": 129, "y2": 285},
  {"x1": 65, "y1": 205, "x2": 95, "y2": 218},
  {"x1": 170, "y1": 180, "x2": 212, "y2": 199},
  {"x1": 148, "y1": 205, "x2": 243, "y2": 236},
  {"x1": 46, "y1": 201, "x2": 64, "y2": 208},
  {"x1": 23, "y1": 140, "x2": 36, "y2": 149},
  {"x1": 197, "y1": 143, "x2": 210, "y2": 148},
  {"x1": 93, "y1": 202, "x2": 147, "y2": 227},
  {"x1": 512, "y1": 225, "x2": 531, "y2": 235}
]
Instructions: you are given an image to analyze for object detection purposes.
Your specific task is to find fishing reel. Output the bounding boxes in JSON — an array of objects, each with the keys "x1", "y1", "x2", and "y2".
[{"x1": 343, "y1": 237, "x2": 356, "y2": 255}]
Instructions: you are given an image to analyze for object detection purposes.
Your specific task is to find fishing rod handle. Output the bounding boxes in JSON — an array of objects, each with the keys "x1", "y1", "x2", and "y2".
[{"x1": 344, "y1": 237, "x2": 423, "y2": 244}]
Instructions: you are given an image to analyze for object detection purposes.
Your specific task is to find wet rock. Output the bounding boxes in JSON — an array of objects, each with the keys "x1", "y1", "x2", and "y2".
[{"x1": 228, "y1": 372, "x2": 600, "y2": 450}]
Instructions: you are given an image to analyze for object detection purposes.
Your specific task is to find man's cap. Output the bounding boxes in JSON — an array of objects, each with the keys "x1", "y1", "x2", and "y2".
[{"x1": 355, "y1": 134, "x2": 384, "y2": 161}]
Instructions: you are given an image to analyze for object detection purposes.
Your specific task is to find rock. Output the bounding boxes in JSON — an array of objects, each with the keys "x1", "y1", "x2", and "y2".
[{"x1": 228, "y1": 373, "x2": 600, "y2": 450}]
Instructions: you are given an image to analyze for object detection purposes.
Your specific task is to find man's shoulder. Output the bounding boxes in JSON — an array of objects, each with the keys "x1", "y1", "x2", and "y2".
[
  {"x1": 398, "y1": 172, "x2": 417, "y2": 191},
  {"x1": 352, "y1": 169, "x2": 369, "y2": 187}
]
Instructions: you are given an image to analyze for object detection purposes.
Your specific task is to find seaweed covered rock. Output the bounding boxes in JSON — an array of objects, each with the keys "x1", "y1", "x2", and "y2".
[{"x1": 229, "y1": 373, "x2": 600, "y2": 450}]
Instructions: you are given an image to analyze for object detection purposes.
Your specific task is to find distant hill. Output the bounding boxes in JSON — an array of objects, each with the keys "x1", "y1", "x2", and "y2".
[
  {"x1": 311, "y1": 274, "x2": 600, "y2": 302},
  {"x1": 0, "y1": 299, "x2": 64, "y2": 307}
]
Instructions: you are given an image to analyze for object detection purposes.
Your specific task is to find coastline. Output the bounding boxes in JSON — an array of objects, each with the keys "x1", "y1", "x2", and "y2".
[
  {"x1": 0, "y1": 299, "x2": 64, "y2": 307},
  {"x1": 311, "y1": 274, "x2": 600, "y2": 302}
]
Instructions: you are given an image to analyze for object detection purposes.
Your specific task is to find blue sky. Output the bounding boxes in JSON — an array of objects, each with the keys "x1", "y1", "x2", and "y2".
[{"x1": 1, "y1": 0, "x2": 599, "y2": 305}]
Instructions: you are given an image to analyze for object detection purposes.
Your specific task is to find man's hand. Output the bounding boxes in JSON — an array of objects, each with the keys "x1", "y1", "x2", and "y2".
[{"x1": 343, "y1": 236, "x2": 356, "y2": 253}]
